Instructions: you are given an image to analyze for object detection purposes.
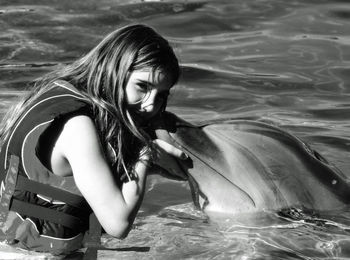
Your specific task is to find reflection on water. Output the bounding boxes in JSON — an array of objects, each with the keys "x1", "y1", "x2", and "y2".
[{"x1": 0, "y1": 0, "x2": 350, "y2": 259}]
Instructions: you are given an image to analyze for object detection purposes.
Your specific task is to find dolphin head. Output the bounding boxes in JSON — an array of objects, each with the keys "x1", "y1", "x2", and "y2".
[{"x1": 151, "y1": 112, "x2": 350, "y2": 215}]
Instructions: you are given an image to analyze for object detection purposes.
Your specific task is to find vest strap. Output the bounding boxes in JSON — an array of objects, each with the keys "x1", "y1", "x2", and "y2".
[
  {"x1": 83, "y1": 213, "x2": 101, "y2": 248},
  {"x1": 10, "y1": 199, "x2": 85, "y2": 230},
  {"x1": 15, "y1": 175, "x2": 89, "y2": 210},
  {"x1": 0, "y1": 155, "x2": 19, "y2": 223}
]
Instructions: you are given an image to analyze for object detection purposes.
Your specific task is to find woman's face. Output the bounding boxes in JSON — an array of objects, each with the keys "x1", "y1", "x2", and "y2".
[{"x1": 125, "y1": 68, "x2": 173, "y2": 123}]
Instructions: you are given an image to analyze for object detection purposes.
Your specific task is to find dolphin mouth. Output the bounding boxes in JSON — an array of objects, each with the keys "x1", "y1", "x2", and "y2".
[
  {"x1": 187, "y1": 174, "x2": 209, "y2": 211},
  {"x1": 152, "y1": 126, "x2": 209, "y2": 210}
]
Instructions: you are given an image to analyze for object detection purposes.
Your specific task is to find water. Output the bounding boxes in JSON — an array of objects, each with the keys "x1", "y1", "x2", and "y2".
[{"x1": 0, "y1": 0, "x2": 350, "y2": 259}]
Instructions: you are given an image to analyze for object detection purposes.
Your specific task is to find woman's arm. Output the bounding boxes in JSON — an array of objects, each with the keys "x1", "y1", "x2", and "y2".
[
  {"x1": 55, "y1": 115, "x2": 148, "y2": 238},
  {"x1": 119, "y1": 154, "x2": 149, "y2": 236}
]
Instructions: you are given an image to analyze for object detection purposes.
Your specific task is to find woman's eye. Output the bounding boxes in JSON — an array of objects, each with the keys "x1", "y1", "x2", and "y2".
[{"x1": 137, "y1": 83, "x2": 148, "y2": 92}]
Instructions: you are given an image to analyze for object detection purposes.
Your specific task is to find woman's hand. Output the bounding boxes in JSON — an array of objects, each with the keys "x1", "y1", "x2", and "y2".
[
  {"x1": 142, "y1": 113, "x2": 189, "y2": 180},
  {"x1": 151, "y1": 139, "x2": 189, "y2": 180}
]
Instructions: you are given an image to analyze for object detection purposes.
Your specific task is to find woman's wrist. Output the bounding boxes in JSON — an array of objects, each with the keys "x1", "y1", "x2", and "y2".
[
  {"x1": 120, "y1": 146, "x2": 153, "y2": 183},
  {"x1": 138, "y1": 146, "x2": 153, "y2": 167}
]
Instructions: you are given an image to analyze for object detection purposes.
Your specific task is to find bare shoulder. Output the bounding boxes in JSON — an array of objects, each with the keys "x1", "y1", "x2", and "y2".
[
  {"x1": 64, "y1": 115, "x2": 96, "y2": 134},
  {"x1": 57, "y1": 115, "x2": 103, "y2": 159}
]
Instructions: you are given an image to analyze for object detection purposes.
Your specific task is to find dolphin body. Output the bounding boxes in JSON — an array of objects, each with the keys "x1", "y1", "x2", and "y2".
[{"x1": 154, "y1": 112, "x2": 350, "y2": 215}]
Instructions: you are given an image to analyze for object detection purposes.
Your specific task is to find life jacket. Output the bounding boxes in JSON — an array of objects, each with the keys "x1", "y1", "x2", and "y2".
[{"x1": 0, "y1": 80, "x2": 94, "y2": 254}]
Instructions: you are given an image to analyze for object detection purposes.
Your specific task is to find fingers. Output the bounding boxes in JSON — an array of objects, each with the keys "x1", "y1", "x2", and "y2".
[
  {"x1": 153, "y1": 139, "x2": 188, "y2": 160},
  {"x1": 151, "y1": 139, "x2": 189, "y2": 181}
]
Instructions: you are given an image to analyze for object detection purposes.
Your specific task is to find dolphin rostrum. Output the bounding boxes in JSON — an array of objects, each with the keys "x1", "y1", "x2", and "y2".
[{"x1": 153, "y1": 112, "x2": 350, "y2": 215}]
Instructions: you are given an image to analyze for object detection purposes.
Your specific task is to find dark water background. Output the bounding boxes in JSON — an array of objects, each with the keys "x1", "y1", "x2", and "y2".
[{"x1": 0, "y1": 0, "x2": 349, "y2": 259}]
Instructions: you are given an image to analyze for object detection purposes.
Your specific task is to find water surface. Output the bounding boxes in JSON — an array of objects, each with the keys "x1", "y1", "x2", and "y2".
[{"x1": 0, "y1": 0, "x2": 349, "y2": 259}]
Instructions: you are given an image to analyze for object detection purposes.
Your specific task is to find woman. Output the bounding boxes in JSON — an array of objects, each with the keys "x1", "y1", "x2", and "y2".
[{"x1": 0, "y1": 24, "x2": 188, "y2": 254}]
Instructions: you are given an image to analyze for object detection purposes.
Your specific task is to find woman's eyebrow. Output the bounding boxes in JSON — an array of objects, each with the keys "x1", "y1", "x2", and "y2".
[{"x1": 137, "y1": 79, "x2": 154, "y2": 87}]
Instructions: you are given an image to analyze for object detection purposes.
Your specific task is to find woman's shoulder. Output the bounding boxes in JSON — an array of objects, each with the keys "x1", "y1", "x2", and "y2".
[
  {"x1": 63, "y1": 115, "x2": 97, "y2": 135},
  {"x1": 57, "y1": 114, "x2": 103, "y2": 163}
]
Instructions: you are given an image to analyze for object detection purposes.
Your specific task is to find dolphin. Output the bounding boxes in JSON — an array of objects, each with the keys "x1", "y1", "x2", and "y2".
[{"x1": 153, "y1": 112, "x2": 350, "y2": 215}]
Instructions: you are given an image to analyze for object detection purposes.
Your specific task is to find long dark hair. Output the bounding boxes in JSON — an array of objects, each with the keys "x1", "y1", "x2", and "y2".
[{"x1": 0, "y1": 24, "x2": 180, "y2": 174}]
